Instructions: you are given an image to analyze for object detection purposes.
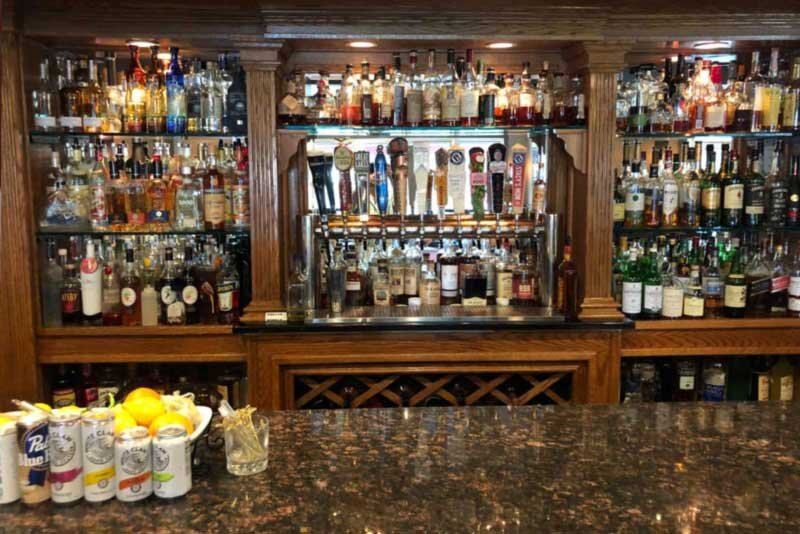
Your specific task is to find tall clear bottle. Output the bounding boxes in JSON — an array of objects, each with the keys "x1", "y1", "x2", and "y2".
[
  {"x1": 166, "y1": 47, "x2": 187, "y2": 134},
  {"x1": 59, "y1": 59, "x2": 83, "y2": 133},
  {"x1": 440, "y1": 49, "x2": 460, "y2": 127},
  {"x1": 101, "y1": 244, "x2": 122, "y2": 326},
  {"x1": 422, "y1": 49, "x2": 441, "y2": 126},
  {"x1": 459, "y1": 49, "x2": 479, "y2": 126},
  {"x1": 406, "y1": 50, "x2": 423, "y2": 127},
  {"x1": 32, "y1": 58, "x2": 58, "y2": 131}
]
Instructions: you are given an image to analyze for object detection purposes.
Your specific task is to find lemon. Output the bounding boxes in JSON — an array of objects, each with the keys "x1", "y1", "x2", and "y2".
[
  {"x1": 0, "y1": 415, "x2": 12, "y2": 428},
  {"x1": 148, "y1": 412, "x2": 194, "y2": 437},
  {"x1": 124, "y1": 387, "x2": 162, "y2": 403},
  {"x1": 114, "y1": 409, "x2": 138, "y2": 435},
  {"x1": 123, "y1": 397, "x2": 165, "y2": 427},
  {"x1": 34, "y1": 403, "x2": 52, "y2": 413}
]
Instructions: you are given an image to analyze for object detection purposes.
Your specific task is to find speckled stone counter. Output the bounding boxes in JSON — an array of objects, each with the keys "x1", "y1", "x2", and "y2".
[{"x1": 2, "y1": 402, "x2": 800, "y2": 532}]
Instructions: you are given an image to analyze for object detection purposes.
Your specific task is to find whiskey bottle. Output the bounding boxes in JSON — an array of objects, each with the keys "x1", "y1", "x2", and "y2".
[
  {"x1": 120, "y1": 247, "x2": 142, "y2": 326},
  {"x1": 766, "y1": 141, "x2": 788, "y2": 226},
  {"x1": 641, "y1": 247, "x2": 663, "y2": 319},
  {"x1": 106, "y1": 146, "x2": 128, "y2": 228},
  {"x1": 700, "y1": 145, "x2": 721, "y2": 227},
  {"x1": 146, "y1": 154, "x2": 170, "y2": 227},
  {"x1": 422, "y1": 49, "x2": 441, "y2": 126},
  {"x1": 345, "y1": 247, "x2": 364, "y2": 307},
  {"x1": 675, "y1": 360, "x2": 698, "y2": 401},
  {"x1": 769, "y1": 356, "x2": 794, "y2": 400},
  {"x1": 373, "y1": 67, "x2": 392, "y2": 127},
  {"x1": 101, "y1": 245, "x2": 122, "y2": 326},
  {"x1": 661, "y1": 148, "x2": 679, "y2": 227},
  {"x1": 182, "y1": 246, "x2": 200, "y2": 325},
  {"x1": 679, "y1": 146, "x2": 701, "y2": 227},
  {"x1": 126, "y1": 159, "x2": 148, "y2": 228},
  {"x1": 82, "y1": 59, "x2": 106, "y2": 133},
  {"x1": 61, "y1": 264, "x2": 82, "y2": 325},
  {"x1": 406, "y1": 51, "x2": 423, "y2": 127},
  {"x1": 373, "y1": 259, "x2": 391, "y2": 307},
  {"x1": 701, "y1": 248, "x2": 723, "y2": 318},
  {"x1": 701, "y1": 361, "x2": 727, "y2": 401},
  {"x1": 201, "y1": 146, "x2": 226, "y2": 230},
  {"x1": 556, "y1": 241, "x2": 579, "y2": 320},
  {"x1": 643, "y1": 162, "x2": 662, "y2": 228},
  {"x1": 746, "y1": 238, "x2": 772, "y2": 316},
  {"x1": 499, "y1": 74, "x2": 518, "y2": 126},
  {"x1": 722, "y1": 149, "x2": 744, "y2": 227},
  {"x1": 787, "y1": 156, "x2": 800, "y2": 226},
  {"x1": 59, "y1": 59, "x2": 83, "y2": 133},
  {"x1": 744, "y1": 146, "x2": 766, "y2": 227},
  {"x1": 494, "y1": 243, "x2": 514, "y2": 306},
  {"x1": 403, "y1": 239, "x2": 422, "y2": 302},
  {"x1": 156, "y1": 247, "x2": 186, "y2": 325},
  {"x1": 769, "y1": 244, "x2": 789, "y2": 315},
  {"x1": 339, "y1": 64, "x2": 361, "y2": 126},
  {"x1": 439, "y1": 241, "x2": 460, "y2": 305},
  {"x1": 621, "y1": 249, "x2": 642, "y2": 319},
  {"x1": 751, "y1": 357, "x2": 774, "y2": 401},
  {"x1": 723, "y1": 249, "x2": 747, "y2": 318},
  {"x1": 623, "y1": 159, "x2": 644, "y2": 228},
  {"x1": 511, "y1": 251, "x2": 535, "y2": 306},
  {"x1": 419, "y1": 263, "x2": 441, "y2": 306},
  {"x1": 788, "y1": 241, "x2": 800, "y2": 317},
  {"x1": 389, "y1": 241, "x2": 406, "y2": 305}
]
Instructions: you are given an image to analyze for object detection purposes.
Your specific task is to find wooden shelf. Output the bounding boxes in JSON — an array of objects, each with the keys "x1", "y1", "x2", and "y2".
[
  {"x1": 633, "y1": 318, "x2": 800, "y2": 330},
  {"x1": 36, "y1": 325, "x2": 246, "y2": 364}
]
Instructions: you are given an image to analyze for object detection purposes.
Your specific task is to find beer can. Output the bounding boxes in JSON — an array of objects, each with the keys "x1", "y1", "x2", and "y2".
[
  {"x1": 0, "y1": 418, "x2": 21, "y2": 504},
  {"x1": 80, "y1": 408, "x2": 115, "y2": 502},
  {"x1": 153, "y1": 425, "x2": 192, "y2": 499},
  {"x1": 17, "y1": 412, "x2": 50, "y2": 505},
  {"x1": 115, "y1": 426, "x2": 152, "y2": 502},
  {"x1": 48, "y1": 410, "x2": 83, "y2": 504}
]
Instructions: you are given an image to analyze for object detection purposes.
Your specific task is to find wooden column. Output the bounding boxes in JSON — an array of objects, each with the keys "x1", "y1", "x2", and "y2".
[
  {"x1": 0, "y1": 27, "x2": 41, "y2": 409},
  {"x1": 566, "y1": 43, "x2": 627, "y2": 321},
  {"x1": 239, "y1": 44, "x2": 283, "y2": 324}
]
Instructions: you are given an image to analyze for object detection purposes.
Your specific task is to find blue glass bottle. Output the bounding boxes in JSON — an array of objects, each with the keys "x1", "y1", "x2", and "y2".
[
  {"x1": 166, "y1": 47, "x2": 187, "y2": 134},
  {"x1": 375, "y1": 145, "x2": 389, "y2": 216}
]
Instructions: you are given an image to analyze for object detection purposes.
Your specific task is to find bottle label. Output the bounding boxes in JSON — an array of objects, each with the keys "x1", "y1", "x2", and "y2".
[
  {"x1": 771, "y1": 274, "x2": 790, "y2": 293},
  {"x1": 702, "y1": 369, "x2": 726, "y2": 401},
  {"x1": 420, "y1": 282, "x2": 441, "y2": 305},
  {"x1": 781, "y1": 375, "x2": 794, "y2": 401},
  {"x1": 460, "y1": 90, "x2": 479, "y2": 119},
  {"x1": 442, "y1": 92, "x2": 460, "y2": 121},
  {"x1": 389, "y1": 265, "x2": 405, "y2": 296},
  {"x1": 80, "y1": 261, "x2": 103, "y2": 316},
  {"x1": 613, "y1": 202, "x2": 625, "y2": 222},
  {"x1": 517, "y1": 282, "x2": 533, "y2": 300},
  {"x1": 166, "y1": 301, "x2": 186, "y2": 323},
  {"x1": 661, "y1": 287, "x2": 684, "y2": 318},
  {"x1": 89, "y1": 185, "x2": 107, "y2": 223},
  {"x1": 703, "y1": 277, "x2": 723, "y2": 297},
  {"x1": 161, "y1": 286, "x2": 177, "y2": 305},
  {"x1": 58, "y1": 116, "x2": 82, "y2": 128},
  {"x1": 406, "y1": 90, "x2": 423, "y2": 123},
  {"x1": 724, "y1": 284, "x2": 747, "y2": 308},
  {"x1": 147, "y1": 209, "x2": 170, "y2": 223},
  {"x1": 679, "y1": 376, "x2": 695, "y2": 391},
  {"x1": 769, "y1": 186, "x2": 789, "y2": 223},
  {"x1": 61, "y1": 289, "x2": 80, "y2": 314},
  {"x1": 231, "y1": 184, "x2": 250, "y2": 226},
  {"x1": 83, "y1": 116, "x2": 103, "y2": 129},
  {"x1": 683, "y1": 295, "x2": 704, "y2": 317},
  {"x1": 723, "y1": 183, "x2": 744, "y2": 209},
  {"x1": 789, "y1": 296, "x2": 800, "y2": 312},
  {"x1": 757, "y1": 375, "x2": 770, "y2": 401},
  {"x1": 750, "y1": 276, "x2": 770, "y2": 297},
  {"x1": 182, "y1": 285, "x2": 198, "y2": 305},
  {"x1": 624, "y1": 191, "x2": 644, "y2": 212},
  {"x1": 496, "y1": 272, "x2": 513, "y2": 300},
  {"x1": 790, "y1": 276, "x2": 800, "y2": 297},
  {"x1": 34, "y1": 115, "x2": 56, "y2": 128},
  {"x1": 621, "y1": 282, "x2": 642, "y2": 314},
  {"x1": 204, "y1": 192, "x2": 226, "y2": 225},
  {"x1": 442, "y1": 265, "x2": 458, "y2": 297},
  {"x1": 403, "y1": 266, "x2": 418, "y2": 295},
  {"x1": 423, "y1": 87, "x2": 441, "y2": 121},
  {"x1": 745, "y1": 184, "x2": 765, "y2": 214},
  {"x1": 218, "y1": 284, "x2": 236, "y2": 312},
  {"x1": 643, "y1": 284, "x2": 663, "y2": 313},
  {"x1": 662, "y1": 183, "x2": 679, "y2": 215},
  {"x1": 702, "y1": 186, "x2": 721, "y2": 209},
  {"x1": 121, "y1": 287, "x2": 137, "y2": 307}
]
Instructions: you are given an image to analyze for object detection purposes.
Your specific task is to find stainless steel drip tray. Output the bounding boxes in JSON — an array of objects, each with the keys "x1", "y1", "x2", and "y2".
[{"x1": 305, "y1": 306, "x2": 565, "y2": 326}]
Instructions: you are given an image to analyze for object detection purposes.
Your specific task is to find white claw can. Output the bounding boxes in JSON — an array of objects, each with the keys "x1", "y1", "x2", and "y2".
[
  {"x1": 115, "y1": 426, "x2": 152, "y2": 502},
  {"x1": 48, "y1": 410, "x2": 84, "y2": 504},
  {"x1": 80, "y1": 408, "x2": 115, "y2": 502},
  {"x1": 0, "y1": 418, "x2": 21, "y2": 504},
  {"x1": 153, "y1": 425, "x2": 192, "y2": 499}
]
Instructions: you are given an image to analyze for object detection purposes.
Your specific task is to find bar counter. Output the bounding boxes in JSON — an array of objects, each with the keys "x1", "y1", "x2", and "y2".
[{"x1": 3, "y1": 402, "x2": 800, "y2": 532}]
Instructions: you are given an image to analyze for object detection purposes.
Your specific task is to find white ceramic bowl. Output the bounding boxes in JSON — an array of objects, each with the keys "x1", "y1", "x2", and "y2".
[{"x1": 189, "y1": 406, "x2": 213, "y2": 444}]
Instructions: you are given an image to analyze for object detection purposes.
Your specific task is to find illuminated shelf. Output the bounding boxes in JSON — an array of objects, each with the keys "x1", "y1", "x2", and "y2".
[
  {"x1": 280, "y1": 124, "x2": 585, "y2": 139},
  {"x1": 29, "y1": 130, "x2": 246, "y2": 144},
  {"x1": 616, "y1": 130, "x2": 796, "y2": 140},
  {"x1": 614, "y1": 225, "x2": 800, "y2": 235},
  {"x1": 37, "y1": 228, "x2": 250, "y2": 238}
]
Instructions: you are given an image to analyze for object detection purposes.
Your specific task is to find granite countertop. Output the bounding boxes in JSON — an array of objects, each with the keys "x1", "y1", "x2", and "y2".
[{"x1": 2, "y1": 402, "x2": 799, "y2": 532}]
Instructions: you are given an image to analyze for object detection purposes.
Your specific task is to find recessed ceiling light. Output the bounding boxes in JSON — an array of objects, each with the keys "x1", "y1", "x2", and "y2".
[
  {"x1": 348, "y1": 41, "x2": 377, "y2": 49},
  {"x1": 692, "y1": 40, "x2": 733, "y2": 50},
  {"x1": 487, "y1": 42, "x2": 514, "y2": 49},
  {"x1": 127, "y1": 39, "x2": 158, "y2": 48}
]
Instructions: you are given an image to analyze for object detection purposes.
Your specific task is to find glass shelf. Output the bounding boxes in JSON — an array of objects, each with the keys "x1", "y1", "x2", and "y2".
[
  {"x1": 614, "y1": 225, "x2": 800, "y2": 235},
  {"x1": 616, "y1": 130, "x2": 796, "y2": 140},
  {"x1": 37, "y1": 228, "x2": 250, "y2": 238},
  {"x1": 29, "y1": 130, "x2": 247, "y2": 144},
  {"x1": 280, "y1": 124, "x2": 585, "y2": 139}
]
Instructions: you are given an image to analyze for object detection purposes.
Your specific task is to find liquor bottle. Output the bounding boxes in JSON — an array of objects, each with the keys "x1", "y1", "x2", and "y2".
[
  {"x1": 621, "y1": 249, "x2": 642, "y2": 319},
  {"x1": 105, "y1": 147, "x2": 127, "y2": 229},
  {"x1": 661, "y1": 148, "x2": 679, "y2": 227},
  {"x1": 479, "y1": 67, "x2": 499, "y2": 127},
  {"x1": 500, "y1": 74, "x2": 519, "y2": 126},
  {"x1": 700, "y1": 145, "x2": 721, "y2": 227},
  {"x1": 359, "y1": 61, "x2": 373, "y2": 126},
  {"x1": 683, "y1": 266, "x2": 705, "y2": 319},
  {"x1": 51, "y1": 364, "x2": 77, "y2": 407},
  {"x1": 145, "y1": 154, "x2": 170, "y2": 227},
  {"x1": 119, "y1": 247, "x2": 141, "y2": 326},
  {"x1": 702, "y1": 248, "x2": 723, "y2": 317},
  {"x1": 201, "y1": 146, "x2": 226, "y2": 230},
  {"x1": 745, "y1": 238, "x2": 772, "y2": 316},
  {"x1": 723, "y1": 249, "x2": 747, "y2": 318},
  {"x1": 769, "y1": 356, "x2": 794, "y2": 401},
  {"x1": 678, "y1": 146, "x2": 701, "y2": 227},
  {"x1": 186, "y1": 60, "x2": 203, "y2": 133},
  {"x1": 226, "y1": 58, "x2": 247, "y2": 134},
  {"x1": 102, "y1": 53, "x2": 124, "y2": 133},
  {"x1": 390, "y1": 54, "x2": 405, "y2": 127},
  {"x1": 419, "y1": 263, "x2": 441, "y2": 306},
  {"x1": 722, "y1": 149, "x2": 744, "y2": 227},
  {"x1": 643, "y1": 162, "x2": 662, "y2": 228},
  {"x1": 59, "y1": 59, "x2": 83, "y2": 132},
  {"x1": 518, "y1": 67, "x2": 536, "y2": 126},
  {"x1": 287, "y1": 255, "x2": 307, "y2": 323},
  {"x1": 783, "y1": 56, "x2": 800, "y2": 133},
  {"x1": 344, "y1": 248, "x2": 364, "y2": 307},
  {"x1": 79, "y1": 239, "x2": 102, "y2": 325},
  {"x1": 202, "y1": 62, "x2": 224, "y2": 133},
  {"x1": 217, "y1": 53, "x2": 234, "y2": 132},
  {"x1": 174, "y1": 146, "x2": 204, "y2": 230},
  {"x1": 787, "y1": 156, "x2": 800, "y2": 226},
  {"x1": 372, "y1": 258, "x2": 391, "y2": 307},
  {"x1": 760, "y1": 48, "x2": 782, "y2": 133},
  {"x1": 512, "y1": 251, "x2": 535, "y2": 306},
  {"x1": 388, "y1": 241, "x2": 406, "y2": 305},
  {"x1": 440, "y1": 49, "x2": 460, "y2": 127},
  {"x1": 166, "y1": 47, "x2": 187, "y2": 134},
  {"x1": 789, "y1": 241, "x2": 800, "y2": 317},
  {"x1": 373, "y1": 67, "x2": 392, "y2": 126},
  {"x1": 439, "y1": 241, "x2": 460, "y2": 305},
  {"x1": 126, "y1": 159, "x2": 148, "y2": 228},
  {"x1": 769, "y1": 244, "x2": 789, "y2": 315},
  {"x1": 494, "y1": 244, "x2": 514, "y2": 306},
  {"x1": 125, "y1": 45, "x2": 147, "y2": 133},
  {"x1": 230, "y1": 142, "x2": 250, "y2": 229},
  {"x1": 463, "y1": 263, "x2": 488, "y2": 307},
  {"x1": 96, "y1": 366, "x2": 121, "y2": 406},
  {"x1": 623, "y1": 159, "x2": 644, "y2": 228},
  {"x1": 85, "y1": 144, "x2": 108, "y2": 231},
  {"x1": 77, "y1": 364, "x2": 99, "y2": 408},
  {"x1": 157, "y1": 247, "x2": 186, "y2": 325},
  {"x1": 751, "y1": 357, "x2": 774, "y2": 401},
  {"x1": 141, "y1": 274, "x2": 159, "y2": 326},
  {"x1": 422, "y1": 49, "x2": 441, "y2": 126},
  {"x1": 460, "y1": 49, "x2": 480, "y2": 126},
  {"x1": 405, "y1": 51, "x2": 423, "y2": 127},
  {"x1": 41, "y1": 239, "x2": 63, "y2": 327},
  {"x1": 404, "y1": 239, "x2": 422, "y2": 302},
  {"x1": 557, "y1": 241, "x2": 579, "y2": 320},
  {"x1": 744, "y1": 146, "x2": 766, "y2": 227},
  {"x1": 81, "y1": 59, "x2": 106, "y2": 133},
  {"x1": 701, "y1": 361, "x2": 727, "y2": 401},
  {"x1": 143, "y1": 45, "x2": 166, "y2": 133},
  {"x1": 32, "y1": 58, "x2": 58, "y2": 131},
  {"x1": 675, "y1": 360, "x2": 698, "y2": 401},
  {"x1": 661, "y1": 272, "x2": 684, "y2": 319},
  {"x1": 641, "y1": 247, "x2": 663, "y2": 319},
  {"x1": 182, "y1": 247, "x2": 200, "y2": 325},
  {"x1": 217, "y1": 247, "x2": 240, "y2": 324},
  {"x1": 766, "y1": 141, "x2": 788, "y2": 226},
  {"x1": 61, "y1": 264, "x2": 82, "y2": 325}
]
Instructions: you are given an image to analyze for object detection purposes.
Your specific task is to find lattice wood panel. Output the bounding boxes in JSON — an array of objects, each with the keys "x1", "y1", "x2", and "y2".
[{"x1": 292, "y1": 371, "x2": 573, "y2": 409}]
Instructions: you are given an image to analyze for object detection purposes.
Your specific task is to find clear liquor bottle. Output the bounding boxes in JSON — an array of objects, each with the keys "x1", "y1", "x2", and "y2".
[
  {"x1": 88, "y1": 143, "x2": 109, "y2": 230},
  {"x1": 32, "y1": 58, "x2": 58, "y2": 131},
  {"x1": 373, "y1": 67, "x2": 392, "y2": 126},
  {"x1": 518, "y1": 67, "x2": 536, "y2": 126},
  {"x1": 217, "y1": 53, "x2": 234, "y2": 132},
  {"x1": 439, "y1": 49, "x2": 460, "y2": 127},
  {"x1": 166, "y1": 47, "x2": 187, "y2": 134},
  {"x1": 59, "y1": 59, "x2": 83, "y2": 133},
  {"x1": 419, "y1": 262, "x2": 441, "y2": 306},
  {"x1": 459, "y1": 49, "x2": 480, "y2": 126},
  {"x1": 682, "y1": 265, "x2": 705, "y2": 319},
  {"x1": 125, "y1": 45, "x2": 147, "y2": 133},
  {"x1": 390, "y1": 54, "x2": 406, "y2": 127},
  {"x1": 422, "y1": 49, "x2": 441, "y2": 126},
  {"x1": 101, "y1": 245, "x2": 122, "y2": 326},
  {"x1": 102, "y1": 52, "x2": 124, "y2": 133},
  {"x1": 202, "y1": 62, "x2": 224, "y2": 133},
  {"x1": 359, "y1": 61, "x2": 373, "y2": 126},
  {"x1": 643, "y1": 162, "x2": 663, "y2": 228},
  {"x1": 406, "y1": 50, "x2": 423, "y2": 127},
  {"x1": 186, "y1": 59, "x2": 203, "y2": 133},
  {"x1": 388, "y1": 240, "x2": 406, "y2": 305},
  {"x1": 106, "y1": 145, "x2": 128, "y2": 229}
]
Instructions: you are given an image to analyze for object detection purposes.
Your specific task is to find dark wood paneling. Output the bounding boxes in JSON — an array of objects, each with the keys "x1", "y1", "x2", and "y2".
[{"x1": 0, "y1": 29, "x2": 39, "y2": 410}]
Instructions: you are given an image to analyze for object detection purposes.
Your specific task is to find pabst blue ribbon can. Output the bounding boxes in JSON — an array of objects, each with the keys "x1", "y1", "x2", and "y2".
[
  {"x1": 17, "y1": 412, "x2": 50, "y2": 505},
  {"x1": 153, "y1": 425, "x2": 192, "y2": 499},
  {"x1": 80, "y1": 408, "x2": 115, "y2": 502},
  {"x1": 115, "y1": 426, "x2": 152, "y2": 502},
  {"x1": 0, "y1": 418, "x2": 21, "y2": 504},
  {"x1": 48, "y1": 410, "x2": 83, "y2": 504}
]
